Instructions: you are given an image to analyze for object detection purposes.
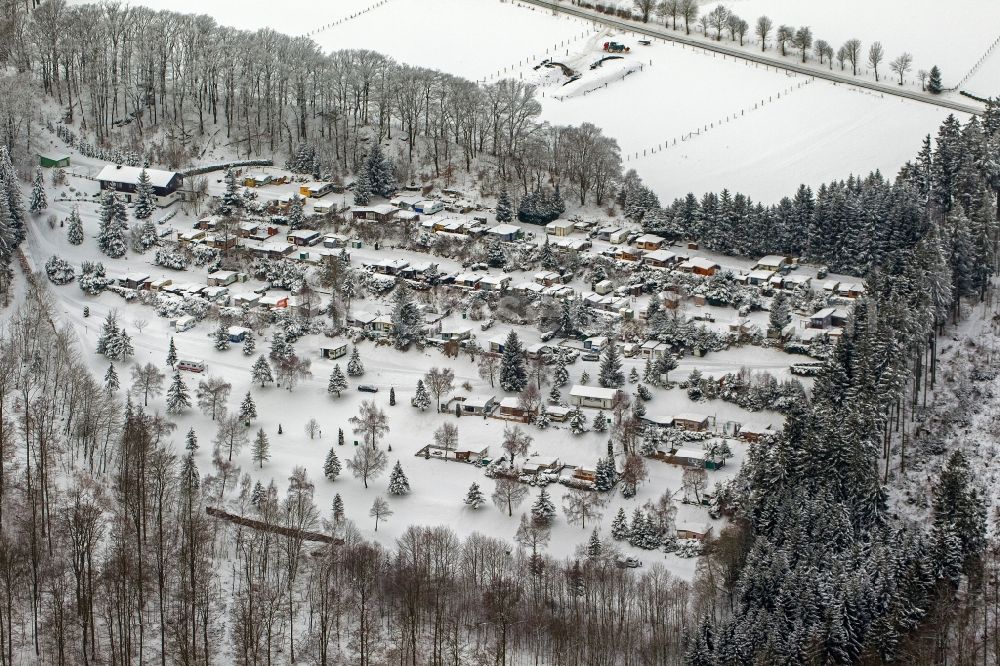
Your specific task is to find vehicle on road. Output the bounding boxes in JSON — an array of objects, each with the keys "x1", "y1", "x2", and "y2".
[{"x1": 358, "y1": 384, "x2": 379, "y2": 393}]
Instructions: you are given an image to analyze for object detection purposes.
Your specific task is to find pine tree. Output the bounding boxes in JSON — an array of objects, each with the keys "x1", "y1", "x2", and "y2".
[
  {"x1": 629, "y1": 367, "x2": 640, "y2": 384},
  {"x1": 580, "y1": 371, "x2": 591, "y2": 385},
  {"x1": 643, "y1": 358, "x2": 656, "y2": 384},
  {"x1": 166, "y1": 336, "x2": 178, "y2": 367},
  {"x1": 495, "y1": 186, "x2": 513, "y2": 223},
  {"x1": 927, "y1": 65, "x2": 943, "y2": 94},
  {"x1": 287, "y1": 194, "x2": 304, "y2": 230},
  {"x1": 251, "y1": 428, "x2": 270, "y2": 468},
  {"x1": 250, "y1": 480, "x2": 265, "y2": 507},
  {"x1": 412, "y1": 379, "x2": 431, "y2": 411},
  {"x1": 29, "y1": 169, "x2": 46, "y2": 214},
  {"x1": 134, "y1": 167, "x2": 155, "y2": 219},
  {"x1": 214, "y1": 322, "x2": 231, "y2": 351},
  {"x1": 0, "y1": 146, "x2": 26, "y2": 245},
  {"x1": 96, "y1": 311, "x2": 118, "y2": 356},
  {"x1": 347, "y1": 347, "x2": 365, "y2": 376},
  {"x1": 338, "y1": 428, "x2": 345, "y2": 446},
  {"x1": 598, "y1": 344, "x2": 624, "y2": 388},
  {"x1": 530, "y1": 488, "x2": 556, "y2": 526},
  {"x1": 636, "y1": 383, "x2": 652, "y2": 401},
  {"x1": 239, "y1": 391, "x2": 257, "y2": 423},
  {"x1": 611, "y1": 508, "x2": 629, "y2": 540},
  {"x1": 464, "y1": 482, "x2": 486, "y2": 508},
  {"x1": 332, "y1": 493, "x2": 345, "y2": 521},
  {"x1": 656, "y1": 355, "x2": 678, "y2": 384},
  {"x1": 185, "y1": 428, "x2": 198, "y2": 453},
  {"x1": 324, "y1": 448, "x2": 342, "y2": 481},
  {"x1": 768, "y1": 291, "x2": 791, "y2": 334},
  {"x1": 390, "y1": 284, "x2": 423, "y2": 349},
  {"x1": 569, "y1": 406, "x2": 588, "y2": 435},
  {"x1": 328, "y1": 364, "x2": 348, "y2": 397},
  {"x1": 353, "y1": 167, "x2": 372, "y2": 205},
  {"x1": 586, "y1": 529, "x2": 603, "y2": 561},
  {"x1": 66, "y1": 206, "x2": 84, "y2": 245},
  {"x1": 553, "y1": 354, "x2": 569, "y2": 387},
  {"x1": 548, "y1": 384, "x2": 561, "y2": 404},
  {"x1": 592, "y1": 410, "x2": 608, "y2": 432},
  {"x1": 595, "y1": 455, "x2": 616, "y2": 491},
  {"x1": 269, "y1": 332, "x2": 292, "y2": 362},
  {"x1": 536, "y1": 404, "x2": 550, "y2": 429},
  {"x1": 252, "y1": 355, "x2": 274, "y2": 387},
  {"x1": 627, "y1": 508, "x2": 645, "y2": 546},
  {"x1": 166, "y1": 371, "x2": 191, "y2": 414},
  {"x1": 242, "y1": 332, "x2": 256, "y2": 356},
  {"x1": 104, "y1": 363, "x2": 119, "y2": 394},
  {"x1": 387, "y1": 461, "x2": 411, "y2": 495},
  {"x1": 389, "y1": 387, "x2": 396, "y2": 406},
  {"x1": 97, "y1": 190, "x2": 129, "y2": 258},
  {"x1": 499, "y1": 330, "x2": 527, "y2": 392}
]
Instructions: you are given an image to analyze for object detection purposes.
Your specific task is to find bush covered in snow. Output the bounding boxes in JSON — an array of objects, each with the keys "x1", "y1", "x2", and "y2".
[
  {"x1": 251, "y1": 259, "x2": 305, "y2": 292},
  {"x1": 45, "y1": 256, "x2": 75, "y2": 285},
  {"x1": 674, "y1": 539, "x2": 704, "y2": 558},
  {"x1": 78, "y1": 261, "x2": 112, "y2": 295},
  {"x1": 154, "y1": 248, "x2": 189, "y2": 270}
]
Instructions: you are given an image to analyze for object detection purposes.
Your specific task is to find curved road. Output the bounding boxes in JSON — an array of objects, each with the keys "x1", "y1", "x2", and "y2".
[{"x1": 521, "y1": 0, "x2": 984, "y2": 116}]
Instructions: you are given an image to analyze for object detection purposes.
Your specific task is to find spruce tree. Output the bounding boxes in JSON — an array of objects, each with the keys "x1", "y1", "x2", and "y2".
[
  {"x1": 166, "y1": 336, "x2": 178, "y2": 368},
  {"x1": 134, "y1": 167, "x2": 155, "y2": 219},
  {"x1": 627, "y1": 508, "x2": 645, "y2": 546},
  {"x1": 214, "y1": 322, "x2": 231, "y2": 351},
  {"x1": 536, "y1": 404, "x2": 550, "y2": 429},
  {"x1": 220, "y1": 167, "x2": 242, "y2": 213},
  {"x1": 927, "y1": 65, "x2": 943, "y2": 94},
  {"x1": 0, "y1": 146, "x2": 26, "y2": 244},
  {"x1": 347, "y1": 347, "x2": 365, "y2": 376},
  {"x1": 553, "y1": 354, "x2": 569, "y2": 386},
  {"x1": 242, "y1": 332, "x2": 256, "y2": 356},
  {"x1": 324, "y1": 448, "x2": 342, "y2": 481},
  {"x1": 252, "y1": 429, "x2": 270, "y2": 468},
  {"x1": 387, "y1": 461, "x2": 411, "y2": 495},
  {"x1": 464, "y1": 482, "x2": 486, "y2": 508},
  {"x1": 592, "y1": 410, "x2": 608, "y2": 432},
  {"x1": 598, "y1": 344, "x2": 624, "y2": 388},
  {"x1": 269, "y1": 332, "x2": 292, "y2": 362},
  {"x1": 353, "y1": 167, "x2": 372, "y2": 205},
  {"x1": 328, "y1": 364, "x2": 348, "y2": 397},
  {"x1": 586, "y1": 528, "x2": 603, "y2": 561},
  {"x1": 548, "y1": 384, "x2": 561, "y2": 404},
  {"x1": 611, "y1": 508, "x2": 629, "y2": 540},
  {"x1": 29, "y1": 169, "x2": 46, "y2": 213},
  {"x1": 636, "y1": 383, "x2": 652, "y2": 401},
  {"x1": 495, "y1": 186, "x2": 513, "y2": 223},
  {"x1": 569, "y1": 406, "x2": 588, "y2": 434},
  {"x1": 595, "y1": 456, "x2": 616, "y2": 491},
  {"x1": 239, "y1": 391, "x2": 257, "y2": 423},
  {"x1": 97, "y1": 190, "x2": 129, "y2": 258},
  {"x1": 332, "y1": 493, "x2": 345, "y2": 521},
  {"x1": 412, "y1": 379, "x2": 431, "y2": 411},
  {"x1": 390, "y1": 284, "x2": 423, "y2": 349},
  {"x1": 768, "y1": 292, "x2": 791, "y2": 334},
  {"x1": 185, "y1": 428, "x2": 198, "y2": 453},
  {"x1": 629, "y1": 367, "x2": 640, "y2": 384},
  {"x1": 166, "y1": 371, "x2": 191, "y2": 414},
  {"x1": 338, "y1": 428, "x2": 345, "y2": 446},
  {"x1": 499, "y1": 330, "x2": 527, "y2": 392},
  {"x1": 389, "y1": 387, "x2": 396, "y2": 406},
  {"x1": 530, "y1": 488, "x2": 556, "y2": 526},
  {"x1": 66, "y1": 206, "x2": 84, "y2": 245},
  {"x1": 252, "y1": 355, "x2": 274, "y2": 387},
  {"x1": 287, "y1": 194, "x2": 304, "y2": 230},
  {"x1": 104, "y1": 363, "x2": 119, "y2": 394},
  {"x1": 580, "y1": 371, "x2": 590, "y2": 385}
]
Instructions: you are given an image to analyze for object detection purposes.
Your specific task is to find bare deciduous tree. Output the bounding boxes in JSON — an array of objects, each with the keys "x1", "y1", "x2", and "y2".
[{"x1": 492, "y1": 477, "x2": 529, "y2": 517}]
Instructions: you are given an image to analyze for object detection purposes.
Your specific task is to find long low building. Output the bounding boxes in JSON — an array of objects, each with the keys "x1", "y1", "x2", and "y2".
[
  {"x1": 569, "y1": 385, "x2": 622, "y2": 409},
  {"x1": 96, "y1": 164, "x2": 184, "y2": 207}
]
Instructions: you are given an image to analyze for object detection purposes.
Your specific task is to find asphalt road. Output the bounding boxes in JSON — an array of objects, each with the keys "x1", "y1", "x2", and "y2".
[{"x1": 520, "y1": 0, "x2": 984, "y2": 116}]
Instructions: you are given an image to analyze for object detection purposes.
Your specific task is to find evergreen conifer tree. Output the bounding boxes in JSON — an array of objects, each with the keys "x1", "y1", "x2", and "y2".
[
  {"x1": 387, "y1": 461, "x2": 410, "y2": 495},
  {"x1": 185, "y1": 428, "x2": 198, "y2": 452},
  {"x1": 353, "y1": 166, "x2": 372, "y2": 205},
  {"x1": 495, "y1": 186, "x2": 512, "y2": 223},
  {"x1": 104, "y1": 363, "x2": 119, "y2": 394},
  {"x1": 214, "y1": 322, "x2": 231, "y2": 351},
  {"x1": 347, "y1": 347, "x2": 365, "y2": 376},
  {"x1": 332, "y1": 493, "x2": 345, "y2": 521},
  {"x1": 97, "y1": 191, "x2": 129, "y2": 258},
  {"x1": 389, "y1": 387, "x2": 396, "y2": 405},
  {"x1": 569, "y1": 406, "x2": 588, "y2": 434},
  {"x1": 134, "y1": 167, "x2": 155, "y2": 219},
  {"x1": 611, "y1": 508, "x2": 629, "y2": 540},
  {"x1": 66, "y1": 206, "x2": 84, "y2": 245},
  {"x1": 239, "y1": 391, "x2": 257, "y2": 423},
  {"x1": 592, "y1": 410, "x2": 608, "y2": 432},
  {"x1": 324, "y1": 448, "x2": 342, "y2": 481},
  {"x1": 252, "y1": 355, "x2": 274, "y2": 387},
  {"x1": 29, "y1": 169, "x2": 46, "y2": 213},
  {"x1": 598, "y1": 344, "x2": 624, "y2": 388},
  {"x1": 464, "y1": 482, "x2": 486, "y2": 508},
  {"x1": 412, "y1": 379, "x2": 431, "y2": 410},
  {"x1": 328, "y1": 364, "x2": 348, "y2": 397},
  {"x1": 242, "y1": 332, "x2": 256, "y2": 356},
  {"x1": 390, "y1": 284, "x2": 423, "y2": 349},
  {"x1": 499, "y1": 330, "x2": 527, "y2": 392},
  {"x1": 166, "y1": 371, "x2": 191, "y2": 413},
  {"x1": 927, "y1": 65, "x2": 943, "y2": 94},
  {"x1": 530, "y1": 488, "x2": 556, "y2": 526}
]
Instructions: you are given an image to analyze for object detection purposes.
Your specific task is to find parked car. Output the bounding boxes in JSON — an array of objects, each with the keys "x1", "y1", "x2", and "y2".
[
  {"x1": 816, "y1": 265, "x2": 829, "y2": 279},
  {"x1": 358, "y1": 384, "x2": 379, "y2": 393},
  {"x1": 540, "y1": 329, "x2": 557, "y2": 342},
  {"x1": 582, "y1": 353, "x2": 600, "y2": 362},
  {"x1": 615, "y1": 556, "x2": 642, "y2": 568}
]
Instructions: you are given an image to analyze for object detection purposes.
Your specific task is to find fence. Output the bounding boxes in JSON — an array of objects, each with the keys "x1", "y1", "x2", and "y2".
[
  {"x1": 302, "y1": 0, "x2": 394, "y2": 38},
  {"x1": 952, "y1": 33, "x2": 1000, "y2": 91}
]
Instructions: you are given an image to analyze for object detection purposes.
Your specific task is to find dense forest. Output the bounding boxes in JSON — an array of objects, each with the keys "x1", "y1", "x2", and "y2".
[{"x1": 1, "y1": 0, "x2": 1000, "y2": 664}]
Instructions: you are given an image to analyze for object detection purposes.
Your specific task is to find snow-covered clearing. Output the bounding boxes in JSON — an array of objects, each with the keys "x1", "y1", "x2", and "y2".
[
  {"x1": 962, "y1": 44, "x2": 1000, "y2": 100},
  {"x1": 717, "y1": 0, "x2": 1000, "y2": 82}
]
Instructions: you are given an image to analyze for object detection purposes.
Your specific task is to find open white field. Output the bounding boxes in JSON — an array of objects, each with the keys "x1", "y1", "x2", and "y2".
[
  {"x1": 533, "y1": 30, "x2": 963, "y2": 202},
  {"x1": 718, "y1": 0, "x2": 1000, "y2": 84},
  {"x1": 963, "y1": 47, "x2": 1000, "y2": 99}
]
